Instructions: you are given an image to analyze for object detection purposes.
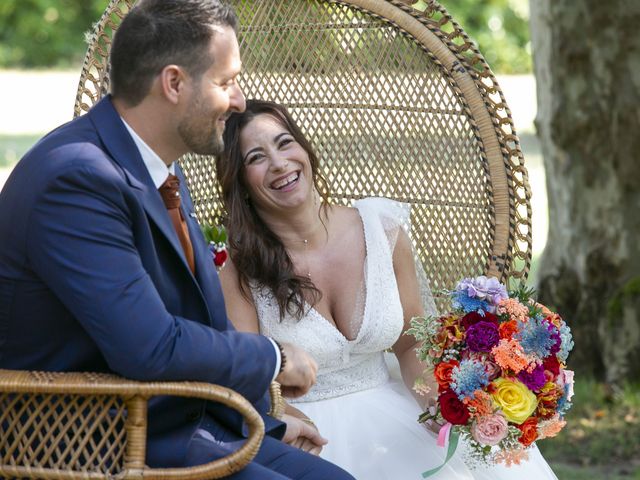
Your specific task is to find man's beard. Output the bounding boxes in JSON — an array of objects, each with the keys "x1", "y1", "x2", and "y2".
[{"x1": 178, "y1": 99, "x2": 225, "y2": 156}]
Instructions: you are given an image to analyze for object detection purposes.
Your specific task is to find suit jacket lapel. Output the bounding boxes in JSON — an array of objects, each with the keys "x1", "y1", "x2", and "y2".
[
  {"x1": 176, "y1": 168, "x2": 229, "y2": 330},
  {"x1": 87, "y1": 96, "x2": 201, "y2": 286}
]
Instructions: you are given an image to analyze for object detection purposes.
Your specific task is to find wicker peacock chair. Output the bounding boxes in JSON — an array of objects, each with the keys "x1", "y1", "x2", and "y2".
[{"x1": 1, "y1": 0, "x2": 532, "y2": 478}]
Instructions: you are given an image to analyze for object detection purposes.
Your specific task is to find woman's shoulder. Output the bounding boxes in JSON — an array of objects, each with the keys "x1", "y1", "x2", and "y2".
[
  {"x1": 325, "y1": 204, "x2": 362, "y2": 240},
  {"x1": 352, "y1": 197, "x2": 411, "y2": 232}
]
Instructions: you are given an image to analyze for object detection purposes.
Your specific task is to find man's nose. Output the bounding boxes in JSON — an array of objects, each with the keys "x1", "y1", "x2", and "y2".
[{"x1": 229, "y1": 83, "x2": 246, "y2": 113}]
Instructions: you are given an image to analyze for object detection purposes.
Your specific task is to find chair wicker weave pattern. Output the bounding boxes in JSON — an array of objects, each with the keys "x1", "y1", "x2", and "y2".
[
  {"x1": 0, "y1": 369, "x2": 265, "y2": 479},
  {"x1": 73, "y1": 0, "x2": 532, "y2": 305},
  {"x1": 0, "y1": 391, "x2": 126, "y2": 475}
]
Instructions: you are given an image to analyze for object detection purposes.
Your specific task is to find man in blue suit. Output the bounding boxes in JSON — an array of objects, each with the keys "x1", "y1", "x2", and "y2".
[{"x1": 0, "y1": 1, "x2": 354, "y2": 478}]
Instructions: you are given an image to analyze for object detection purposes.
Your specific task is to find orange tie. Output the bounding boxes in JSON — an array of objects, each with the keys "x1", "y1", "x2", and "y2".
[{"x1": 158, "y1": 174, "x2": 196, "y2": 274}]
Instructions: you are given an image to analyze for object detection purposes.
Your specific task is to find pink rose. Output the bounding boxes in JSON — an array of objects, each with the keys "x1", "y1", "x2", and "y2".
[{"x1": 470, "y1": 414, "x2": 509, "y2": 446}]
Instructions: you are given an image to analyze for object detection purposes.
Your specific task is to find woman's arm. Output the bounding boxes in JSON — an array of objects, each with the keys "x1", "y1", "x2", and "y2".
[
  {"x1": 391, "y1": 228, "x2": 438, "y2": 408},
  {"x1": 219, "y1": 259, "x2": 260, "y2": 333}
]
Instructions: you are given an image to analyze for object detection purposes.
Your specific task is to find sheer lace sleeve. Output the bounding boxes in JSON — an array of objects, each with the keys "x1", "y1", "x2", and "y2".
[{"x1": 353, "y1": 197, "x2": 438, "y2": 317}]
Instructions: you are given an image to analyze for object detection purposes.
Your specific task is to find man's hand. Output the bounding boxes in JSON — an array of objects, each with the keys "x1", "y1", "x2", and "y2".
[
  {"x1": 281, "y1": 414, "x2": 327, "y2": 455},
  {"x1": 276, "y1": 342, "x2": 318, "y2": 398}
]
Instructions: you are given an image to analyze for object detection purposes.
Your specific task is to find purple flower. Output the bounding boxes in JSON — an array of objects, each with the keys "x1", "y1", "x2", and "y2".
[
  {"x1": 517, "y1": 363, "x2": 547, "y2": 391},
  {"x1": 466, "y1": 321, "x2": 500, "y2": 352},
  {"x1": 455, "y1": 276, "x2": 508, "y2": 311},
  {"x1": 548, "y1": 324, "x2": 562, "y2": 355}
]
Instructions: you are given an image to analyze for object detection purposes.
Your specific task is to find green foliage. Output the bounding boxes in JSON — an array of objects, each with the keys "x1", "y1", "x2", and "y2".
[
  {"x1": 441, "y1": 0, "x2": 531, "y2": 74},
  {"x1": 200, "y1": 223, "x2": 227, "y2": 246},
  {"x1": 0, "y1": 0, "x2": 531, "y2": 73},
  {"x1": 0, "y1": 0, "x2": 105, "y2": 68}
]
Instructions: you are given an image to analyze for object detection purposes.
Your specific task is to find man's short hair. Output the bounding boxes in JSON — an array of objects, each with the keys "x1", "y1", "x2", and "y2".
[{"x1": 109, "y1": 0, "x2": 238, "y2": 106}]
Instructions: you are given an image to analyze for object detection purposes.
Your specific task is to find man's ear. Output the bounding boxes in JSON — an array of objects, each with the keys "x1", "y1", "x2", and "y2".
[{"x1": 158, "y1": 65, "x2": 187, "y2": 105}]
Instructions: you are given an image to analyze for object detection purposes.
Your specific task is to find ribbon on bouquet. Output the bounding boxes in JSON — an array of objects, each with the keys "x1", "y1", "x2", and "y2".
[{"x1": 421, "y1": 422, "x2": 460, "y2": 478}]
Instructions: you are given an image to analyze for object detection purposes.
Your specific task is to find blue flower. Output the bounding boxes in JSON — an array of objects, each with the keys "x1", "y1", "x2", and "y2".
[
  {"x1": 556, "y1": 383, "x2": 573, "y2": 415},
  {"x1": 557, "y1": 321, "x2": 574, "y2": 363},
  {"x1": 450, "y1": 359, "x2": 490, "y2": 400},
  {"x1": 451, "y1": 291, "x2": 491, "y2": 314},
  {"x1": 516, "y1": 317, "x2": 558, "y2": 359}
]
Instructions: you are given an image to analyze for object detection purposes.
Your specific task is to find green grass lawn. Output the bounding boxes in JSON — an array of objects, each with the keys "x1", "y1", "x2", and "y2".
[
  {"x1": 0, "y1": 133, "x2": 41, "y2": 168},
  {"x1": 540, "y1": 378, "x2": 640, "y2": 479}
]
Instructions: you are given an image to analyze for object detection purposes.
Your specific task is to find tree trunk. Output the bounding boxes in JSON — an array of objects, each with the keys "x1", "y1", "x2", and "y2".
[{"x1": 530, "y1": 0, "x2": 640, "y2": 383}]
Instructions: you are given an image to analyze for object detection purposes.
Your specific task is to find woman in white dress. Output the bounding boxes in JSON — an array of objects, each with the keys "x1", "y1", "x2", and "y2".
[{"x1": 216, "y1": 99, "x2": 557, "y2": 480}]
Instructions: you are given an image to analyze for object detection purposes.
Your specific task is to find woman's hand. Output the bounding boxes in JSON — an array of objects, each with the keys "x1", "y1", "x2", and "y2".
[
  {"x1": 281, "y1": 413, "x2": 328, "y2": 455},
  {"x1": 421, "y1": 396, "x2": 444, "y2": 434}
]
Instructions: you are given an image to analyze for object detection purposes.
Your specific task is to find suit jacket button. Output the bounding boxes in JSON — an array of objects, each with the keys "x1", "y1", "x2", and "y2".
[{"x1": 186, "y1": 410, "x2": 200, "y2": 422}]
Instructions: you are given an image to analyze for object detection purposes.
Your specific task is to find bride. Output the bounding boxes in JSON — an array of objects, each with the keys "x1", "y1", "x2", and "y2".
[{"x1": 216, "y1": 99, "x2": 557, "y2": 480}]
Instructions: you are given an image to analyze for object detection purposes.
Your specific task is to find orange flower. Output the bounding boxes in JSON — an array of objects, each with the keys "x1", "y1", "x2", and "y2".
[
  {"x1": 536, "y1": 381, "x2": 562, "y2": 418},
  {"x1": 494, "y1": 446, "x2": 530, "y2": 466},
  {"x1": 430, "y1": 315, "x2": 464, "y2": 357},
  {"x1": 491, "y1": 339, "x2": 531, "y2": 374},
  {"x1": 463, "y1": 390, "x2": 494, "y2": 418},
  {"x1": 499, "y1": 320, "x2": 518, "y2": 340},
  {"x1": 532, "y1": 301, "x2": 553, "y2": 317},
  {"x1": 516, "y1": 417, "x2": 538, "y2": 446},
  {"x1": 537, "y1": 414, "x2": 567, "y2": 439},
  {"x1": 434, "y1": 360, "x2": 459, "y2": 390},
  {"x1": 497, "y1": 298, "x2": 529, "y2": 322},
  {"x1": 545, "y1": 313, "x2": 563, "y2": 329}
]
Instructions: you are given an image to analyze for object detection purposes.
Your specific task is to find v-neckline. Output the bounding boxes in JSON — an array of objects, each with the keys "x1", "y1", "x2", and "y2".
[{"x1": 304, "y1": 205, "x2": 369, "y2": 343}]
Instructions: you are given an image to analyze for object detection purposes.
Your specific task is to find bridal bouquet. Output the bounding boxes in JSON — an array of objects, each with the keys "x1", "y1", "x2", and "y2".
[{"x1": 408, "y1": 276, "x2": 574, "y2": 470}]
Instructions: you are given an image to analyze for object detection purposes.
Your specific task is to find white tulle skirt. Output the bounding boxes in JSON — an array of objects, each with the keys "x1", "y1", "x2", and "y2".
[
  {"x1": 292, "y1": 357, "x2": 558, "y2": 480},
  {"x1": 293, "y1": 379, "x2": 474, "y2": 480}
]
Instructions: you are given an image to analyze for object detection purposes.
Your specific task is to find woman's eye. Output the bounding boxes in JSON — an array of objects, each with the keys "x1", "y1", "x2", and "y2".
[
  {"x1": 246, "y1": 154, "x2": 263, "y2": 165},
  {"x1": 279, "y1": 138, "x2": 293, "y2": 148}
]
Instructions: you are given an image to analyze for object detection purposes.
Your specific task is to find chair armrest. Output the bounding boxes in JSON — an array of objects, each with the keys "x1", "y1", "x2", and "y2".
[{"x1": 0, "y1": 369, "x2": 265, "y2": 479}]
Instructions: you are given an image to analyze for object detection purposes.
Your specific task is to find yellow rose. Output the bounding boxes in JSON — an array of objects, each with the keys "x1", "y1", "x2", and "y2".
[{"x1": 491, "y1": 378, "x2": 538, "y2": 424}]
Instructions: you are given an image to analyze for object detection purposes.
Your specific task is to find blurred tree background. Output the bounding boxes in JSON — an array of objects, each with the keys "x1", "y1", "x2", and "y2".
[
  {"x1": 0, "y1": 0, "x2": 531, "y2": 73},
  {"x1": 0, "y1": 0, "x2": 105, "y2": 68}
]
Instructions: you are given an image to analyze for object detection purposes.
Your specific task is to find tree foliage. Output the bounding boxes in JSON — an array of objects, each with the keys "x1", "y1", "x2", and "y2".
[
  {"x1": 0, "y1": 0, "x2": 105, "y2": 68},
  {"x1": 443, "y1": 0, "x2": 531, "y2": 74},
  {"x1": 0, "y1": 0, "x2": 531, "y2": 73}
]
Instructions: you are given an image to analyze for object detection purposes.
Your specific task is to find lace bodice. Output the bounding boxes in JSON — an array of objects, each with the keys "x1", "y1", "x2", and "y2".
[{"x1": 252, "y1": 198, "x2": 412, "y2": 402}]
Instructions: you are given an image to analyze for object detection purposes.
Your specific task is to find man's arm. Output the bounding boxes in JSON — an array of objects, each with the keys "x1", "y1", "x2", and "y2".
[{"x1": 26, "y1": 157, "x2": 276, "y2": 401}]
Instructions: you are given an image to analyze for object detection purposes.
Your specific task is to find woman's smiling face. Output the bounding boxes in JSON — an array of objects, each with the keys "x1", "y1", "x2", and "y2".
[{"x1": 240, "y1": 113, "x2": 314, "y2": 214}]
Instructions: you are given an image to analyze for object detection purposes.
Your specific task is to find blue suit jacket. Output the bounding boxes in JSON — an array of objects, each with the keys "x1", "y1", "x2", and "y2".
[{"x1": 0, "y1": 96, "x2": 284, "y2": 467}]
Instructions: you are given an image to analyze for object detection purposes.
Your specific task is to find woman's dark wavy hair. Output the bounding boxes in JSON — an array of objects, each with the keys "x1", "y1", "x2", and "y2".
[{"x1": 217, "y1": 99, "x2": 330, "y2": 320}]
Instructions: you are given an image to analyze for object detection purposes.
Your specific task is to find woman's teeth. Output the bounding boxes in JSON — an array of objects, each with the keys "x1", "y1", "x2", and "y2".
[{"x1": 272, "y1": 172, "x2": 299, "y2": 190}]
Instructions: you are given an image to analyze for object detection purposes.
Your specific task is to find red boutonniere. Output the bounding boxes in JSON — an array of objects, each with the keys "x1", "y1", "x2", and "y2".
[{"x1": 201, "y1": 223, "x2": 228, "y2": 270}]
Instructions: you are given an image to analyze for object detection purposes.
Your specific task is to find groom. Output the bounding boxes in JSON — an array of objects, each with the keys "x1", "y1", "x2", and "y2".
[{"x1": 0, "y1": 0, "x2": 352, "y2": 478}]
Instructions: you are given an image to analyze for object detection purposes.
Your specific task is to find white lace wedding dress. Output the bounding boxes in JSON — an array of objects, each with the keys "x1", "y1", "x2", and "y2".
[{"x1": 252, "y1": 198, "x2": 557, "y2": 480}]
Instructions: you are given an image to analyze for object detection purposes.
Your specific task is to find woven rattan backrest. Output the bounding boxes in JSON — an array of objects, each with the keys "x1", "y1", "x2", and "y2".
[{"x1": 74, "y1": 0, "x2": 531, "y2": 308}]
